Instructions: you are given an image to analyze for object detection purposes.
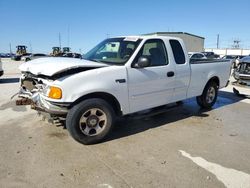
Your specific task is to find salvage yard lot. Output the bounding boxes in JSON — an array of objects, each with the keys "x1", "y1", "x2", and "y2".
[{"x1": 0, "y1": 59, "x2": 250, "y2": 188}]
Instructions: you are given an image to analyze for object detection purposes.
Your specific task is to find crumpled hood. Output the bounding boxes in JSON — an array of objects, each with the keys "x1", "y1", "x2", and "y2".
[
  {"x1": 19, "y1": 57, "x2": 108, "y2": 76},
  {"x1": 240, "y1": 56, "x2": 250, "y2": 64}
]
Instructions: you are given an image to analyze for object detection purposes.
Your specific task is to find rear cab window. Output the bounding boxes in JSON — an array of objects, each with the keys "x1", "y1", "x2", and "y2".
[{"x1": 169, "y1": 40, "x2": 186, "y2": 64}]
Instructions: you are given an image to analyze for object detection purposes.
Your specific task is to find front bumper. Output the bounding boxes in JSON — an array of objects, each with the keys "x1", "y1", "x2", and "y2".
[
  {"x1": 238, "y1": 74, "x2": 250, "y2": 84},
  {"x1": 31, "y1": 93, "x2": 69, "y2": 115},
  {"x1": 16, "y1": 88, "x2": 69, "y2": 115},
  {"x1": 0, "y1": 70, "x2": 3, "y2": 77},
  {"x1": 232, "y1": 82, "x2": 250, "y2": 96}
]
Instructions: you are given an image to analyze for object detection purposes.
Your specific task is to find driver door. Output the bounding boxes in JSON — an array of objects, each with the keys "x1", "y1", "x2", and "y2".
[{"x1": 127, "y1": 39, "x2": 176, "y2": 113}]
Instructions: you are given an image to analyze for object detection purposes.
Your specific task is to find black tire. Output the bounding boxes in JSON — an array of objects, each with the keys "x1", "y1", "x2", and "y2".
[
  {"x1": 25, "y1": 58, "x2": 31, "y2": 62},
  {"x1": 196, "y1": 81, "x2": 218, "y2": 109},
  {"x1": 176, "y1": 101, "x2": 183, "y2": 105},
  {"x1": 66, "y1": 98, "x2": 115, "y2": 145}
]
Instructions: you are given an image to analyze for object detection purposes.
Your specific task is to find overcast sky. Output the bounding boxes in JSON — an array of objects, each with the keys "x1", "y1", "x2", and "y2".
[{"x1": 1, "y1": 0, "x2": 250, "y2": 53}]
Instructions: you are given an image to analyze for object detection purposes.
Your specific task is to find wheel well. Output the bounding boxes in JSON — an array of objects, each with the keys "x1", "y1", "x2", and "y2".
[
  {"x1": 208, "y1": 76, "x2": 220, "y2": 87},
  {"x1": 70, "y1": 92, "x2": 122, "y2": 116}
]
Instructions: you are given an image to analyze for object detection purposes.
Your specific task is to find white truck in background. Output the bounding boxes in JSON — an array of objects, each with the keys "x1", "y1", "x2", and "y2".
[{"x1": 17, "y1": 35, "x2": 231, "y2": 144}]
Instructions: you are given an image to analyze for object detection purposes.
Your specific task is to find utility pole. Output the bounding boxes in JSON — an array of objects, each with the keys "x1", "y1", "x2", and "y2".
[
  {"x1": 59, "y1": 32, "x2": 62, "y2": 49},
  {"x1": 29, "y1": 42, "x2": 33, "y2": 53},
  {"x1": 67, "y1": 25, "x2": 70, "y2": 47},
  {"x1": 216, "y1": 34, "x2": 220, "y2": 49},
  {"x1": 9, "y1": 43, "x2": 12, "y2": 54}
]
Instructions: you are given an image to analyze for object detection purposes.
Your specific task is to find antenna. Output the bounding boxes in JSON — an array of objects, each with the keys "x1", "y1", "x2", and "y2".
[{"x1": 29, "y1": 42, "x2": 32, "y2": 53}]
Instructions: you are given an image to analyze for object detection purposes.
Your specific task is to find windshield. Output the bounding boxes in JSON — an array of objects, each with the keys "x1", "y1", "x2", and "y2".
[{"x1": 83, "y1": 37, "x2": 142, "y2": 65}]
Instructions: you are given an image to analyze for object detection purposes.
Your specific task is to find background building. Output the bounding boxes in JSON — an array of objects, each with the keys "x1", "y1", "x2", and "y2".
[{"x1": 145, "y1": 32, "x2": 205, "y2": 52}]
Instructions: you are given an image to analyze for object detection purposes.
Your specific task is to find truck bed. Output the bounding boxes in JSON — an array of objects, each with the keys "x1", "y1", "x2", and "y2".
[{"x1": 187, "y1": 59, "x2": 231, "y2": 98}]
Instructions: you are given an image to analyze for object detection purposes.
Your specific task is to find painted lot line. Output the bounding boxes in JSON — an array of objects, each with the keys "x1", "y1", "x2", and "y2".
[{"x1": 179, "y1": 150, "x2": 250, "y2": 188}]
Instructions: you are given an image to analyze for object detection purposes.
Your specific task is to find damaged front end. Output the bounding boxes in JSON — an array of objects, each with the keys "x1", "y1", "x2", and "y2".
[
  {"x1": 233, "y1": 61, "x2": 250, "y2": 85},
  {"x1": 15, "y1": 57, "x2": 108, "y2": 117},
  {"x1": 232, "y1": 57, "x2": 250, "y2": 96},
  {"x1": 16, "y1": 72, "x2": 68, "y2": 116}
]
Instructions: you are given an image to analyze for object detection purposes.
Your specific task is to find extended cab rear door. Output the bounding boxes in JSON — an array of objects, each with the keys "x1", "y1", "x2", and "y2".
[
  {"x1": 127, "y1": 39, "x2": 176, "y2": 113},
  {"x1": 169, "y1": 39, "x2": 191, "y2": 101}
]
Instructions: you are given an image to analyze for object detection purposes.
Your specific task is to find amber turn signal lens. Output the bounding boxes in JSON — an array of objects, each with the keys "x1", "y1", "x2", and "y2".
[{"x1": 48, "y1": 86, "x2": 62, "y2": 99}]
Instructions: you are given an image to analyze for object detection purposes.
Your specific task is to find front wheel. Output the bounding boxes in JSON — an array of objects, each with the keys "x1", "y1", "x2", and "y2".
[
  {"x1": 196, "y1": 81, "x2": 218, "y2": 109},
  {"x1": 66, "y1": 98, "x2": 115, "y2": 145}
]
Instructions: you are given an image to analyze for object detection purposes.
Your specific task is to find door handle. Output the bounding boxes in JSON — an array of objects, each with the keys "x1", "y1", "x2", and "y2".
[{"x1": 167, "y1": 71, "x2": 175, "y2": 77}]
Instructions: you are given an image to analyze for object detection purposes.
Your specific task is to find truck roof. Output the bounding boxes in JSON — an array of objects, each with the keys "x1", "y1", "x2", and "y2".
[{"x1": 114, "y1": 35, "x2": 182, "y2": 41}]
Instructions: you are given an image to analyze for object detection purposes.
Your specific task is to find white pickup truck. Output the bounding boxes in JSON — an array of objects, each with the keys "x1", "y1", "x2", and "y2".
[{"x1": 18, "y1": 35, "x2": 231, "y2": 144}]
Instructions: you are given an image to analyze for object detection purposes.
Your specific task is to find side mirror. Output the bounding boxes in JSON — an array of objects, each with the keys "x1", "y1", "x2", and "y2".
[{"x1": 135, "y1": 57, "x2": 151, "y2": 68}]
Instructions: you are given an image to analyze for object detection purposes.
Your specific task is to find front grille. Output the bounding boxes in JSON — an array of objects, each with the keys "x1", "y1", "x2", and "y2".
[
  {"x1": 239, "y1": 63, "x2": 250, "y2": 74},
  {"x1": 22, "y1": 79, "x2": 36, "y2": 91}
]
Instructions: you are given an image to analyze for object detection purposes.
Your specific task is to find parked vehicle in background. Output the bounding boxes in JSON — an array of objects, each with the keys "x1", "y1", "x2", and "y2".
[
  {"x1": 63, "y1": 47, "x2": 70, "y2": 53},
  {"x1": 232, "y1": 56, "x2": 250, "y2": 95},
  {"x1": 62, "y1": 52, "x2": 82, "y2": 59},
  {"x1": 221, "y1": 55, "x2": 246, "y2": 68},
  {"x1": 50, "y1": 47, "x2": 62, "y2": 56},
  {"x1": 221, "y1": 55, "x2": 237, "y2": 67},
  {"x1": 233, "y1": 56, "x2": 250, "y2": 84},
  {"x1": 17, "y1": 35, "x2": 231, "y2": 144},
  {"x1": 235, "y1": 55, "x2": 246, "y2": 68},
  {"x1": 20, "y1": 53, "x2": 32, "y2": 61},
  {"x1": 12, "y1": 45, "x2": 28, "y2": 61},
  {"x1": 188, "y1": 52, "x2": 207, "y2": 60},
  {"x1": 6, "y1": 53, "x2": 15, "y2": 58},
  {"x1": 0, "y1": 58, "x2": 3, "y2": 77},
  {"x1": 23, "y1": 53, "x2": 47, "y2": 62},
  {"x1": 0, "y1": 53, "x2": 15, "y2": 58},
  {"x1": 221, "y1": 55, "x2": 236, "y2": 60},
  {"x1": 0, "y1": 53, "x2": 7, "y2": 58},
  {"x1": 202, "y1": 52, "x2": 220, "y2": 59},
  {"x1": 51, "y1": 47, "x2": 71, "y2": 57}
]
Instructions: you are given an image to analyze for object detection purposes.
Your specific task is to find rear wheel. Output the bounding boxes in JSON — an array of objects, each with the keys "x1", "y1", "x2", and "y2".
[
  {"x1": 66, "y1": 98, "x2": 115, "y2": 145},
  {"x1": 196, "y1": 81, "x2": 218, "y2": 109}
]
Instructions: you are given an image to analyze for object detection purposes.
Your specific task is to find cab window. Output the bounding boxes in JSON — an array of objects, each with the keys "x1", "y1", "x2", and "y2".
[
  {"x1": 134, "y1": 39, "x2": 168, "y2": 67},
  {"x1": 170, "y1": 40, "x2": 186, "y2": 64}
]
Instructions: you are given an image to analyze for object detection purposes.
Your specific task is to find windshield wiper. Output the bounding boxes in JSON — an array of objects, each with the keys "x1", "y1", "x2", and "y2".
[
  {"x1": 87, "y1": 58, "x2": 124, "y2": 66},
  {"x1": 88, "y1": 59, "x2": 112, "y2": 65},
  {"x1": 88, "y1": 59, "x2": 100, "y2": 63}
]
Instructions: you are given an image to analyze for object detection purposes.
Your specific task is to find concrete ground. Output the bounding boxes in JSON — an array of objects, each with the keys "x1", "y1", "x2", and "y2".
[{"x1": 0, "y1": 59, "x2": 250, "y2": 188}]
